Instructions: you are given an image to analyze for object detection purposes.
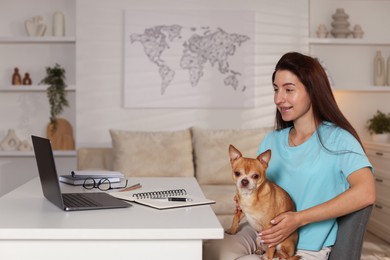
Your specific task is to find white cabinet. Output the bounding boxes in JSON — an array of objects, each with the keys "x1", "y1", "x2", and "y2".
[
  {"x1": 0, "y1": 0, "x2": 77, "y2": 195},
  {"x1": 309, "y1": 0, "x2": 390, "y2": 92},
  {"x1": 364, "y1": 141, "x2": 390, "y2": 243}
]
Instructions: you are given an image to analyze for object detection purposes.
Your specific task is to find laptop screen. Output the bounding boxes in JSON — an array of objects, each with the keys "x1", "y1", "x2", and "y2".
[{"x1": 31, "y1": 135, "x2": 65, "y2": 209}]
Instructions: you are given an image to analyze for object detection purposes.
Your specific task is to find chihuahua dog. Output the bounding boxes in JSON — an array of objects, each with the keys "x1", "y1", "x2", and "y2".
[{"x1": 226, "y1": 144, "x2": 300, "y2": 260}]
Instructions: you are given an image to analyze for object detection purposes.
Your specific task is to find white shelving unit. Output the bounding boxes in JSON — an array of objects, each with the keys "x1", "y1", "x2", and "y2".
[
  {"x1": 308, "y1": 0, "x2": 390, "y2": 142},
  {"x1": 0, "y1": 0, "x2": 76, "y2": 151},
  {"x1": 309, "y1": 1, "x2": 390, "y2": 92},
  {"x1": 0, "y1": 0, "x2": 77, "y2": 196},
  {"x1": 0, "y1": 85, "x2": 76, "y2": 92},
  {"x1": 0, "y1": 36, "x2": 76, "y2": 43},
  {"x1": 309, "y1": 38, "x2": 390, "y2": 46}
]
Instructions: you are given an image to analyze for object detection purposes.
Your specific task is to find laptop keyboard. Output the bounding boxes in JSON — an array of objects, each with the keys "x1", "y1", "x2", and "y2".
[{"x1": 62, "y1": 193, "x2": 102, "y2": 208}]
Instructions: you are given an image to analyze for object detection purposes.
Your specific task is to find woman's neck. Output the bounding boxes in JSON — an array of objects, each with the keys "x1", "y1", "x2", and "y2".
[{"x1": 289, "y1": 121, "x2": 317, "y2": 146}]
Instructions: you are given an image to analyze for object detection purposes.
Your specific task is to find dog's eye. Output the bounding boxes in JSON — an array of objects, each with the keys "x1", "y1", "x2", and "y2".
[
  {"x1": 234, "y1": 171, "x2": 240, "y2": 177},
  {"x1": 252, "y1": 174, "x2": 259, "y2": 179}
]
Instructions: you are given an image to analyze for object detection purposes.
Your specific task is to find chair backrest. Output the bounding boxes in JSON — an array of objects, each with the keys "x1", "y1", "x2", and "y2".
[{"x1": 329, "y1": 205, "x2": 373, "y2": 260}]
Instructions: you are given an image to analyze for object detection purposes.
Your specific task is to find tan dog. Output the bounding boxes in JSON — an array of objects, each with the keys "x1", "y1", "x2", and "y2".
[{"x1": 226, "y1": 144, "x2": 300, "y2": 260}]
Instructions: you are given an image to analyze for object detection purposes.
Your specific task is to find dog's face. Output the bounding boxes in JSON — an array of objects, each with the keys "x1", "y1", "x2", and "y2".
[{"x1": 229, "y1": 145, "x2": 271, "y2": 196}]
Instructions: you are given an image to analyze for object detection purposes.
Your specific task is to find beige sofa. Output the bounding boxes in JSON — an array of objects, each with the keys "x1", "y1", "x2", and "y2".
[{"x1": 77, "y1": 126, "x2": 272, "y2": 229}]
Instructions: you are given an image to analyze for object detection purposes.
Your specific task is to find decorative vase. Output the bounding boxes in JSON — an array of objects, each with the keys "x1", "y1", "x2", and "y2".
[
  {"x1": 25, "y1": 16, "x2": 46, "y2": 36},
  {"x1": 372, "y1": 133, "x2": 389, "y2": 143},
  {"x1": 330, "y1": 8, "x2": 351, "y2": 38},
  {"x1": 0, "y1": 129, "x2": 21, "y2": 151},
  {"x1": 374, "y1": 51, "x2": 385, "y2": 86},
  {"x1": 52, "y1": 11, "x2": 65, "y2": 36},
  {"x1": 46, "y1": 118, "x2": 74, "y2": 150},
  {"x1": 12, "y1": 67, "x2": 22, "y2": 85},
  {"x1": 22, "y1": 73, "x2": 32, "y2": 85},
  {"x1": 387, "y1": 56, "x2": 390, "y2": 86}
]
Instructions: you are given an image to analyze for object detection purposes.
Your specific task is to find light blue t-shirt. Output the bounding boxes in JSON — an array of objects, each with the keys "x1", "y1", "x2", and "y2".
[{"x1": 257, "y1": 122, "x2": 372, "y2": 251}]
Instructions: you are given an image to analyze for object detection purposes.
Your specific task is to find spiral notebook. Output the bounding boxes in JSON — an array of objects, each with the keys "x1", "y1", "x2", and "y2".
[{"x1": 110, "y1": 188, "x2": 215, "y2": 210}]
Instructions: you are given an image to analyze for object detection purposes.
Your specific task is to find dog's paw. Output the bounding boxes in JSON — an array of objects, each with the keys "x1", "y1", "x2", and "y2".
[
  {"x1": 225, "y1": 229, "x2": 236, "y2": 235},
  {"x1": 255, "y1": 249, "x2": 264, "y2": 255}
]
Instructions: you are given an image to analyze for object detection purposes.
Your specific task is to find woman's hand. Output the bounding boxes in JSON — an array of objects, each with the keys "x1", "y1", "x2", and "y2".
[{"x1": 258, "y1": 211, "x2": 301, "y2": 248}]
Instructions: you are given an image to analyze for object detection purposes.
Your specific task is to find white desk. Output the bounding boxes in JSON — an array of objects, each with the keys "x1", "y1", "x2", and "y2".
[{"x1": 0, "y1": 177, "x2": 223, "y2": 260}]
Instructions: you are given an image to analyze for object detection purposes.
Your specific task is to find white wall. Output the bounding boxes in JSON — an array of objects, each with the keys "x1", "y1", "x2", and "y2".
[
  {"x1": 335, "y1": 92, "x2": 390, "y2": 141},
  {"x1": 75, "y1": 0, "x2": 309, "y2": 147}
]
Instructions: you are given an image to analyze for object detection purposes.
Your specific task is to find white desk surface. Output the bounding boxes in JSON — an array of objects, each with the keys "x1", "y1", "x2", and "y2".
[{"x1": 0, "y1": 176, "x2": 224, "y2": 241}]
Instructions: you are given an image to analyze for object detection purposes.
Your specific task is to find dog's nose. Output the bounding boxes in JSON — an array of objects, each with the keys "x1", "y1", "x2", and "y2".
[{"x1": 241, "y1": 178, "x2": 249, "y2": 187}]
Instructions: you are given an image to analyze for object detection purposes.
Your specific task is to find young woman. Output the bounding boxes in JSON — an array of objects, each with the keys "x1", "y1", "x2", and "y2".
[{"x1": 221, "y1": 52, "x2": 375, "y2": 260}]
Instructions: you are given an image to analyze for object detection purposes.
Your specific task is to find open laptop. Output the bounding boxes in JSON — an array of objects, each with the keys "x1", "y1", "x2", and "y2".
[{"x1": 31, "y1": 135, "x2": 131, "y2": 211}]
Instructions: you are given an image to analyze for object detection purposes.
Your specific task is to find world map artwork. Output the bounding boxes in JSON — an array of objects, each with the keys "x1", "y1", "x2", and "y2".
[
  {"x1": 130, "y1": 25, "x2": 250, "y2": 95},
  {"x1": 124, "y1": 10, "x2": 255, "y2": 108}
]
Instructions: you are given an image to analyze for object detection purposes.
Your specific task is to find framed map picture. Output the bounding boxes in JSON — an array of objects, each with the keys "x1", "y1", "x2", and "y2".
[{"x1": 123, "y1": 10, "x2": 255, "y2": 108}]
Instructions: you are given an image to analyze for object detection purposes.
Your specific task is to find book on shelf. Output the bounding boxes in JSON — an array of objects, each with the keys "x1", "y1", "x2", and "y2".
[
  {"x1": 59, "y1": 175, "x2": 121, "y2": 186},
  {"x1": 110, "y1": 188, "x2": 215, "y2": 210},
  {"x1": 71, "y1": 170, "x2": 124, "y2": 179}
]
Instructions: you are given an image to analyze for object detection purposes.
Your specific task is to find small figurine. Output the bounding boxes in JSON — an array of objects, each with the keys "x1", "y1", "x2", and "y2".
[
  {"x1": 352, "y1": 25, "x2": 364, "y2": 38},
  {"x1": 18, "y1": 140, "x2": 32, "y2": 151},
  {"x1": 316, "y1": 24, "x2": 329, "y2": 38},
  {"x1": 12, "y1": 67, "x2": 22, "y2": 85},
  {"x1": 22, "y1": 73, "x2": 32, "y2": 85}
]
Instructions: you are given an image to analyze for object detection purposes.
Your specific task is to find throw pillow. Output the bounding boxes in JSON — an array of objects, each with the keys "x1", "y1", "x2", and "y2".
[
  {"x1": 109, "y1": 129, "x2": 194, "y2": 177},
  {"x1": 192, "y1": 127, "x2": 272, "y2": 185}
]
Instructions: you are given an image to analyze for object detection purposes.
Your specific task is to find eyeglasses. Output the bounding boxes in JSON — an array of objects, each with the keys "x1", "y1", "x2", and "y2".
[{"x1": 83, "y1": 178, "x2": 128, "y2": 191}]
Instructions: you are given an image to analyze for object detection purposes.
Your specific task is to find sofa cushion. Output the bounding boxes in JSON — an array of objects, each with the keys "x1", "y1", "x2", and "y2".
[
  {"x1": 77, "y1": 147, "x2": 113, "y2": 171},
  {"x1": 109, "y1": 128, "x2": 194, "y2": 177},
  {"x1": 192, "y1": 127, "x2": 272, "y2": 185},
  {"x1": 200, "y1": 184, "x2": 236, "y2": 215}
]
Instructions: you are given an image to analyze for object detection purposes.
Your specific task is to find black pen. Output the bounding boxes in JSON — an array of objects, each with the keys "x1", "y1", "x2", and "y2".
[{"x1": 154, "y1": 197, "x2": 193, "y2": 202}]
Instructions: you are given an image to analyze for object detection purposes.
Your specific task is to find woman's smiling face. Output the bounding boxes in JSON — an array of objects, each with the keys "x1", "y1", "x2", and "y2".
[{"x1": 273, "y1": 70, "x2": 313, "y2": 124}]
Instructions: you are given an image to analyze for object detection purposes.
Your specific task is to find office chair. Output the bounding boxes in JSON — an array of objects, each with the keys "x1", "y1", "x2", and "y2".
[{"x1": 329, "y1": 205, "x2": 373, "y2": 260}]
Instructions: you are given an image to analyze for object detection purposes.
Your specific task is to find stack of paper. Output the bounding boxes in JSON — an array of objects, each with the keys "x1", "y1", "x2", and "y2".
[{"x1": 59, "y1": 171, "x2": 124, "y2": 186}]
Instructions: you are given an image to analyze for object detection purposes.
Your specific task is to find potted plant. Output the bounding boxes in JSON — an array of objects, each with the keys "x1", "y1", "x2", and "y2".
[
  {"x1": 40, "y1": 63, "x2": 69, "y2": 131},
  {"x1": 366, "y1": 110, "x2": 390, "y2": 143}
]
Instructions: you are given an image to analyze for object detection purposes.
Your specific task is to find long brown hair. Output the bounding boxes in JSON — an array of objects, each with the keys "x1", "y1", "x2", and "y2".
[{"x1": 272, "y1": 52, "x2": 363, "y2": 148}]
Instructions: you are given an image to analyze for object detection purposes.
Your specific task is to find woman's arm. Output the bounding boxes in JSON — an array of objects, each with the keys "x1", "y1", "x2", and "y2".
[{"x1": 258, "y1": 167, "x2": 376, "y2": 247}]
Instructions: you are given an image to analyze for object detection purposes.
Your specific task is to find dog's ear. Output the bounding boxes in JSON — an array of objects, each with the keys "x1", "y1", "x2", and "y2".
[
  {"x1": 257, "y1": 149, "x2": 271, "y2": 168},
  {"x1": 229, "y1": 144, "x2": 242, "y2": 163}
]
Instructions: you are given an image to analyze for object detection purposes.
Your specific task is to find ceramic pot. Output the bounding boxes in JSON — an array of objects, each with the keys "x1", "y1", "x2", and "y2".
[{"x1": 372, "y1": 133, "x2": 389, "y2": 143}]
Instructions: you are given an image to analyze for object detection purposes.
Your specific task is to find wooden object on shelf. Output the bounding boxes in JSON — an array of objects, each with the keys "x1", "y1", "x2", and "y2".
[
  {"x1": 46, "y1": 118, "x2": 74, "y2": 150},
  {"x1": 12, "y1": 68, "x2": 22, "y2": 85},
  {"x1": 22, "y1": 73, "x2": 32, "y2": 85}
]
